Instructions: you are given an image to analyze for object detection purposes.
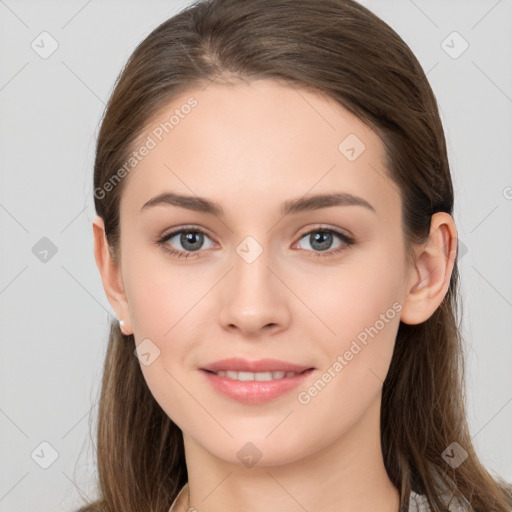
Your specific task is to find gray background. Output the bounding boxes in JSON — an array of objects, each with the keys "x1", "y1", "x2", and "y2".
[{"x1": 0, "y1": 0, "x2": 511, "y2": 510}]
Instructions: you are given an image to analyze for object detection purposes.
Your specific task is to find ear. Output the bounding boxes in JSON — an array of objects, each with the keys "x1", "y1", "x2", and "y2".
[
  {"x1": 400, "y1": 212, "x2": 458, "y2": 325},
  {"x1": 92, "y1": 215, "x2": 133, "y2": 335}
]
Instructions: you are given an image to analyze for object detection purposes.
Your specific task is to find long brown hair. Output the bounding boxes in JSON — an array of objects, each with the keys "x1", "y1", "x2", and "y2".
[{"x1": 79, "y1": 0, "x2": 512, "y2": 510}]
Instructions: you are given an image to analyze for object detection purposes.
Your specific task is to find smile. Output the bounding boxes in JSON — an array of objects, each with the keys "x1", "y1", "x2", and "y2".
[
  {"x1": 201, "y1": 368, "x2": 315, "y2": 404},
  {"x1": 209, "y1": 370, "x2": 302, "y2": 381}
]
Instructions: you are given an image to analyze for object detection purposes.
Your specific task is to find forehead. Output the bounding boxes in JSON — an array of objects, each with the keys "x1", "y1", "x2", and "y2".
[{"x1": 120, "y1": 79, "x2": 399, "y2": 222}]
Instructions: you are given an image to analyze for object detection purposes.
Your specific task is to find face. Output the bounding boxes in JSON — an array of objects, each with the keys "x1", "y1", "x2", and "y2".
[{"x1": 106, "y1": 79, "x2": 414, "y2": 466}]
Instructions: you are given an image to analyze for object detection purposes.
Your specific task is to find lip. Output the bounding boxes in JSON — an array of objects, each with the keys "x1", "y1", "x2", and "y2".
[
  {"x1": 199, "y1": 358, "x2": 315, "y2": 405},
  {"x1": 200, "y1": 357, "x2": 313, "y2": 373},
  {"x1": 201, "y1": 369, "x2": 315, "y2": 404}
]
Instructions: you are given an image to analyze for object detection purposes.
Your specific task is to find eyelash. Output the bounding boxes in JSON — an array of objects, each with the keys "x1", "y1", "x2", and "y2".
[{"x1": 155, "y1": 225, "x2": 355, "y2": 259}]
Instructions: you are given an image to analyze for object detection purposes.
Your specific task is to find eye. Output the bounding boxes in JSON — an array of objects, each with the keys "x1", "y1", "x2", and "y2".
[
  {"x1": 155, "y1": 226, "x2": 216, "y2": 258},
  {"x1": 294, "y1": 227, "x2": 355, "y2": 258},
  {"x1": 155, "y1": 225, "x2": 355, "y2": 259}
]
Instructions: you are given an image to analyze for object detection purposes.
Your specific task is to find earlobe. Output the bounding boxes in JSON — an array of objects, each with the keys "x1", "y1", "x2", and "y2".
[
  {"x1": 400, "y1": 212, "x2": 458, "y2": 325},
  {"x1": 92, "y1": 215, "x2": 133, "y2": 334}
]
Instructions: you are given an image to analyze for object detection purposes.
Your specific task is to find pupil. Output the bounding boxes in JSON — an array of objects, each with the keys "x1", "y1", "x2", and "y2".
[
  {"x1": 181, "y1": 231, "x2": 203, "y2": 251},
  {"x1": 311, "y1": 231, "x2": 332, "y2": 251}
]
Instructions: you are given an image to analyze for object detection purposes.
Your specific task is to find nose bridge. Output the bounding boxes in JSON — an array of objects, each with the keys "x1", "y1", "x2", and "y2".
[
  {"x1": 218, "y1": 233, "x2": 289, "y2": 333},
  {"x1": 235, "y1": 238, "x2": 271, "y2": 290}
]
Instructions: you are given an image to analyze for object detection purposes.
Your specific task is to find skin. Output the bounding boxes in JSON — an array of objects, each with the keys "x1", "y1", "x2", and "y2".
[{"x1": 93, "y1": 79, "x2": 457, "y2": 512}]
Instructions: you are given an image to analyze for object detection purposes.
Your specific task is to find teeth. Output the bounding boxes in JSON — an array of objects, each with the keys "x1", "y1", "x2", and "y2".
[{"x1": 214, "y1": 370, "x2": 300, "y2": 381}]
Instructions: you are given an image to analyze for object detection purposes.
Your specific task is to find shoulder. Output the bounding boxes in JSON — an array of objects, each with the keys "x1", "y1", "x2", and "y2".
[
  {"x1": 408, "y1": 490, "x2": 431, "y2": 511},
  {"x1": 408, "y1": 489, "x2": 469, "y2": 512},
  {"x1": 168, "y1": 483, "x2": 189, "y2": 512}
]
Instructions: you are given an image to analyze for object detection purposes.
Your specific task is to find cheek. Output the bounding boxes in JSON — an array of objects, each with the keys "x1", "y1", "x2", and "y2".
[
  {"x1": 298, "y1": 247, "x2": 403, "y2": 383},
  {"x1": 123, "y1": 242, "x2": 206, "y2": 336},
  {"x1": 298, "y1": 249, "x2": 402, "y2": 336},
  {"x1": 122, "y1": 248, "x2": 211, "y2": 418},
  {"x1": 294, "y1": 279, "x2": 401, "y2": 436}
]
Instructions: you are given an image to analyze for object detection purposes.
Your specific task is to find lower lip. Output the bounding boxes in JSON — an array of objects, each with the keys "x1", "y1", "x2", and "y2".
[{"x1": 200, "y1": 369, "x2": 315, "y2": 405}]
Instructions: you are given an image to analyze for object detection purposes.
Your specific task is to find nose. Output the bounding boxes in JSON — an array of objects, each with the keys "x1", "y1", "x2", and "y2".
[{"x1": 218, "y1": 245, "x2": 291, "y2": 338}]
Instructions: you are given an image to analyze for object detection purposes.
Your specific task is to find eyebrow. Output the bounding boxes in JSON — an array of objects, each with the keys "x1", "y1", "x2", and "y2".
[{"x1": 140, "y1": 191, "x2": 376, "y2": 217}]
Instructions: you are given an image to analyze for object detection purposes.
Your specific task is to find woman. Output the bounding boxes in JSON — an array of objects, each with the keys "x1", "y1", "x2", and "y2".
[{"x1": 83, "y1": 0, "x2": 512, "y2": 510}]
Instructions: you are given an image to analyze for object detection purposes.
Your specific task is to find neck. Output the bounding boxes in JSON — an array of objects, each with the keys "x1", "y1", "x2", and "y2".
[{"x1": 180, "y1": 395, "x2": 400, "y2": 512}]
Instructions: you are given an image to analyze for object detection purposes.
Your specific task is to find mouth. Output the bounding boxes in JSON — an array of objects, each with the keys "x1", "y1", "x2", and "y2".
[
  {"x1": 199, "y1": 359, "x2": 316, "y2": 404},
  {"x1": 200, "y1": 357, "x2": 314, "y2": 374},
  {"x1": 202, "y1": 369, "x2": 312, "y2": 381}
]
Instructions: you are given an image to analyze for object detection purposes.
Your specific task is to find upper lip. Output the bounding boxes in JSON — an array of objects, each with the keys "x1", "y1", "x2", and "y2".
[{"x1": 200, "y1": 358, "x2": 314, "y2": 373}]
